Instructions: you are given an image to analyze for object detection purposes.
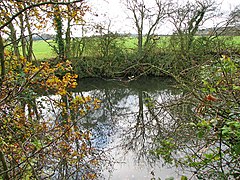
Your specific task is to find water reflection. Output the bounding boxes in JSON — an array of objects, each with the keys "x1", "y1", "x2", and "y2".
[{"x1": 74, "y1": 77, "x2": 188, "y2": 179}]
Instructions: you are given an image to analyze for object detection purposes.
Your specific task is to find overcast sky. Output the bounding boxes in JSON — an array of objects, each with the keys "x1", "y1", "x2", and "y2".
[{"x1": 83, "y1": 0, "x2": 239, "y2": 35}]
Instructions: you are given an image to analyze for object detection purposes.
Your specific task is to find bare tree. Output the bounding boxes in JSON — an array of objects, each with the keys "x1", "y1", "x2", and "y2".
[
  {"x1": 169, "y1": 0, "x2": 217, "y2": 52},
  {"x1": 123, "y1": 0, "x2": 172, "y2": 54},
  {"x1": 228, "y1": 5, "x2": 240, "y2": 35},
  {"x1": 229, "y1": 5, "x2": 240, "y2": 26}
]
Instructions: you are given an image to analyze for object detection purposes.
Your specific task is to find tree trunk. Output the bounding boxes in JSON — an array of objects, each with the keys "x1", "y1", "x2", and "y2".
[
  {"x1": 65, "y1": 17, "x2": 71, "y2": 59},
  {"x1": 8, "y1": 22, "x2": 20, "y2": 60},
  {"x1": 0, "y1": 151, "x2": 10, "y2": 180},
  {"x1": 137, "y1": 30, "x2": 143, "y2": 53},
  {"x1": 54, "y1": 5, "x2": 65, "y2": 60},
  {"x1": 0, "y1": 33, "x2": 5, "y2": 84},
  {"x1": 25, "y1": 7, "x2": 33, "y2": 62},
  {"x1": 19, "y1": 13, "x2": 27, "y2": 59}
]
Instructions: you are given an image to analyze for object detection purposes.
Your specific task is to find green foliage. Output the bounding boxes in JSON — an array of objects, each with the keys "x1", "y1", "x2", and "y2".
[
  {"x1": 186, "y1": 55, "x2": 240, "y2": 178},
  {"x1": 13, "y1": 35, "x2": 240, "y2": 81},
  {"x1": 150, "y1": 55, "x2": 240, "y2": 179},
  {"x1": 23, "y1": 35, "x2": 240, "y2": 79},
  {"x1": 150, "y1": 138, "x2": 176, "y2": 164},
  {"x1": 181, "y1": 175, "x2": 188, "y2": 180}
]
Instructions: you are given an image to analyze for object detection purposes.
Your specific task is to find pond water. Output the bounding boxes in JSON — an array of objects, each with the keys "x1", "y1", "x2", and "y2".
[{"x1": 73, "y1": 77, "x2": 190, "y2": 179}]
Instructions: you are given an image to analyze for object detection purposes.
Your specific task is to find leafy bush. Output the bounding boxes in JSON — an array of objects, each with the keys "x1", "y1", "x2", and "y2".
[
  {"x1": 151, "y1": 55, "x2": 240, "y2": 179},
  {"x1": 0, "y1": 55, "x2": 102, "y2": 179}
]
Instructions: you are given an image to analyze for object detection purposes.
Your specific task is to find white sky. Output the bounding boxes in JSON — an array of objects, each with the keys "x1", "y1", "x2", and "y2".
[{"x1": 83, "y1": 0, "x2": 239, "y2": 35}]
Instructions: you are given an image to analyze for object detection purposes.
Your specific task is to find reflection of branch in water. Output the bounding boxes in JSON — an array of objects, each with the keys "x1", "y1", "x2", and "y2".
[
  {"x1": 134, "y1": 90, "x2": 145, "y2": 148},
  {"x1": 119, "y1": 91, "x2": 174, "y2": 165},
  {"x1": 71, "y1": 79, "x2": 184, "y2": 176}
]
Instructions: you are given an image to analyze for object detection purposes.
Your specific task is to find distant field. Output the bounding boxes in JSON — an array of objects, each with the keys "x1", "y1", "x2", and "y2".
[
  {"x1": 32, "y1": 36, "x2": 240, "y2": 59},
  {"x1": 33, "y1": 40, "x2": 56, "y2": 59},
  {"x1": 117, "y1": 36, "x2": 170, "y2": 49},
  {"x1": 225, "y1": 36, "x2": 240, "y2": 46}
]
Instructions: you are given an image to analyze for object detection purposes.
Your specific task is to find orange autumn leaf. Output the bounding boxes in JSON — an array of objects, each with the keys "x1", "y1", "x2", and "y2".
[{"x1": 205, "y1": 94, "x2": 218, "y2": 102}]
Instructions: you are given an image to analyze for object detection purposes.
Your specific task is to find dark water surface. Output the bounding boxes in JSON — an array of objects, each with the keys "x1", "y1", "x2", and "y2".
[{"x1": 74, "y1": 77, "x2": 190, "y2": 179}]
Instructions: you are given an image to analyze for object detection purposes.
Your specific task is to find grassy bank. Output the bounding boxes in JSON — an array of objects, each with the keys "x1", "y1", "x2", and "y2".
[{"x1": 31, "y1": 36, "x2": 240, "y2": 78}]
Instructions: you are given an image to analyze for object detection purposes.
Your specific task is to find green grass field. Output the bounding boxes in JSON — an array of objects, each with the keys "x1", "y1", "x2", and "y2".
[
  {"x1": 33, "y1": 40, "x2": 56, "y2": 59},
  {"x1": 225, "y1": 36, "x2": 240, "y2": 46},
  {"x1": 32, "y1": 36, "x2": 240, "y2": 60}
]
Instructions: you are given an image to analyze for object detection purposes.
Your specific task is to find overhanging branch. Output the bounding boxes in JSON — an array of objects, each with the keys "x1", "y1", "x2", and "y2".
[{"x1": 0, "y1": 0, "x2": 84, "y2": 30}]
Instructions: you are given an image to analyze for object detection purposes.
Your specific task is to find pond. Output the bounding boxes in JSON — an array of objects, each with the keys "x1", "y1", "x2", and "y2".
[{"x1": 71, "y1": 77, "x2": 190, "y2": 179}]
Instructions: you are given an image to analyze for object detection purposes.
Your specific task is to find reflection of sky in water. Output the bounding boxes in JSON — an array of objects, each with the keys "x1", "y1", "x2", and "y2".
[
  {"x1": 37, "y1": 77, "x2": 189, "y2": 179},
  {"x1": 105, "y1": 150, "x2": 183, "y2": 180},
  {"x1": 76, "y1": 78, "x2": 187, "y2": 179}
]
